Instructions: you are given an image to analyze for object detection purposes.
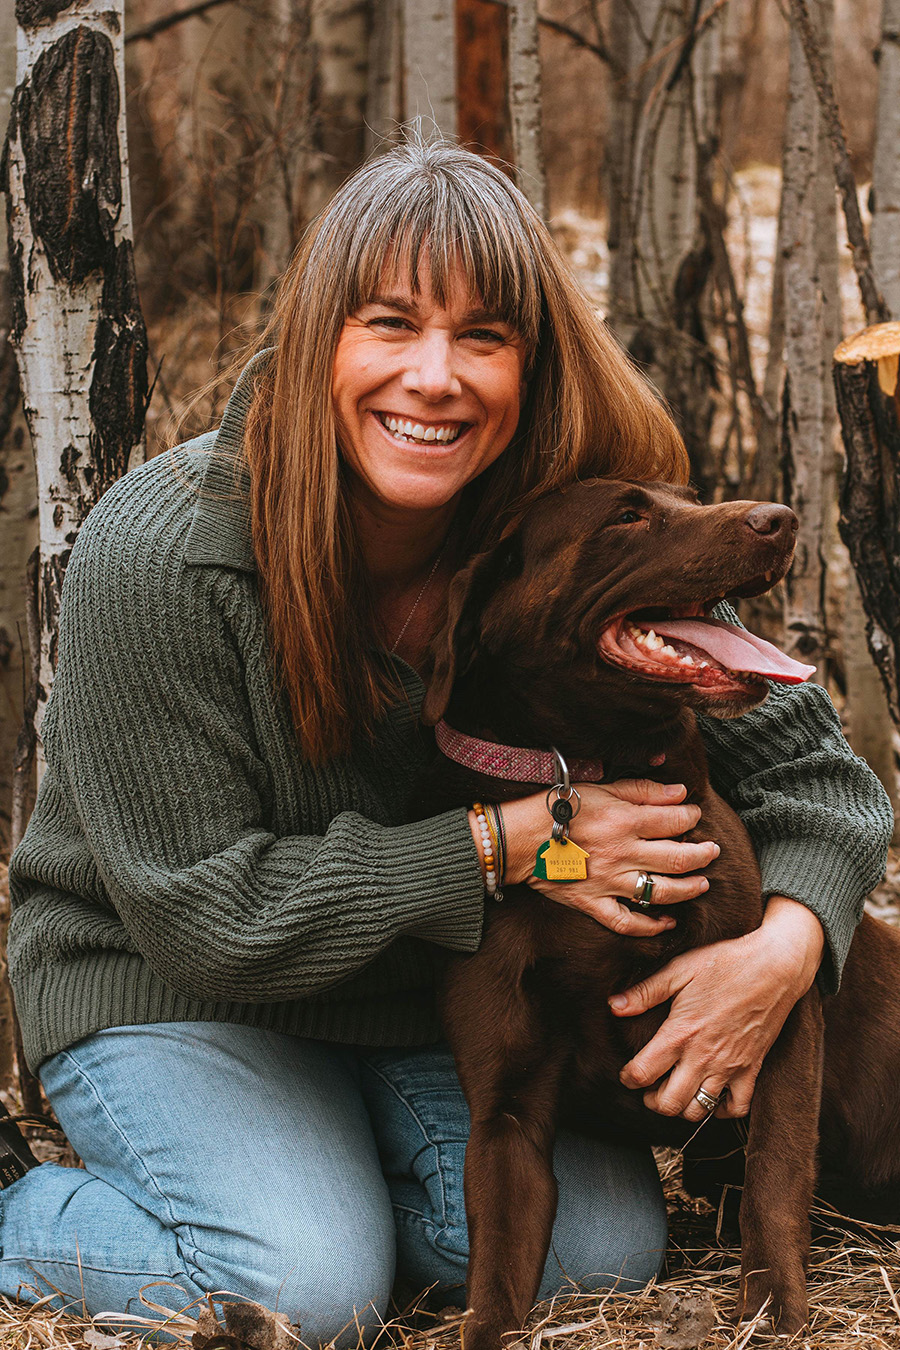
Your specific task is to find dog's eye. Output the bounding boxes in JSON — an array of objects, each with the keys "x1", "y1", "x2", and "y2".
[{"x1": 616, "y1": 510, "x2": 642, "y2": 525}]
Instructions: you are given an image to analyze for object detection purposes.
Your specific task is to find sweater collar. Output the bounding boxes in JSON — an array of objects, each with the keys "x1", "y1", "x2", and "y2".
[{"x1": 183, "y1": 349, "x2": 274, "y2": 572}]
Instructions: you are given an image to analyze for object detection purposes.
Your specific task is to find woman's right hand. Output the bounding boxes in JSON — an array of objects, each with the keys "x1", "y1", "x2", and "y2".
[{"x1": 469, "y1": 780, "x2": 719, "y2": 937}]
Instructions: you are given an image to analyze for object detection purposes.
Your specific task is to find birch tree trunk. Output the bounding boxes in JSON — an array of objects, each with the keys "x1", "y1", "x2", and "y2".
[
  {"x1": 4, "y1": 0, "x2": 148, "y2": 763},
  {"x1": 873, "y1": 0, "x2": 900, "y2": 319},
  {"x1": 0, "y1": 0, "x2": 33, "y2": 1095},
  {"x1": 402, "y1": 0, "x2": 457, "y2": 139},
  {"x1": 607, "y1": 0, "x2": 724, "y2": 495},
  {"x1": 0, "y1": 0, "x2": 37, "y2": 858},
  {"x1": 366, "y1": 0, "x2": 402, "y2": 154},
  {"x1": 780, "y1": 0, "x2": 836, "y2": 674},
  {"x1": 303, "y1": 0, "x2": 368, "y2": 222},
  {"x1": 839, "y1": 0, "x2": 900, "y2": 826},
  {"x1": 507, "y1": 0, "x2": 546, "y2": 220}
]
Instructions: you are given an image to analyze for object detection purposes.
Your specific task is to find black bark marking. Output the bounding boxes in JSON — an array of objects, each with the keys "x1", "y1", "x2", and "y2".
[
  {"x1": 17, "y1": 26, "x2": 122, "y2": 285},
  {"x1": 89, "y1": 241, "x2": 149, "y2": 490},
  {"x1": 59, "y1": 444, "x2": 81, "y2": 483},
  {"x1": 16, "y1": 0, "x2": 75, "y2": 25}
]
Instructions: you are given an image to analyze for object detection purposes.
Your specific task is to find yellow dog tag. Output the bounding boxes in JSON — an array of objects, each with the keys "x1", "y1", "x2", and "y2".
[{"x1": 534, "y1": 838, "x2": 589, "y2": 882}]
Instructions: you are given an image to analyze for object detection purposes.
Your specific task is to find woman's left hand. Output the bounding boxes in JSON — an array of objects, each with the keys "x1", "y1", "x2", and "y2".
[{"x1": 609, "y1": 895, "x2": 825, "y2": 1121}]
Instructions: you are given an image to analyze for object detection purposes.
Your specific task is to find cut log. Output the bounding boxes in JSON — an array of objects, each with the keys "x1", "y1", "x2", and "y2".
[{"x1": 834, "y1": 321, "x2": 900, "y2": 724}]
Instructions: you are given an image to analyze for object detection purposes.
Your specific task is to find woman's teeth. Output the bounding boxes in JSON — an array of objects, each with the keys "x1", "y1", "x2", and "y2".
[{"x1": 378, "y1": 413, "x2": 463, "y2": 444}]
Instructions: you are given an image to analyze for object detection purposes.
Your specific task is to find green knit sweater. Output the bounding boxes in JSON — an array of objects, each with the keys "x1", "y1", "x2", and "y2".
[{"x1": 8, "y1": 366, "x2": 894, "y2": 1071}]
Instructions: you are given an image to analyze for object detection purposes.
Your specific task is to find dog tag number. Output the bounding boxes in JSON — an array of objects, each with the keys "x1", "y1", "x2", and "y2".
[{"x1": 534, "y1": 838, "x2": 589, "y2": 882}]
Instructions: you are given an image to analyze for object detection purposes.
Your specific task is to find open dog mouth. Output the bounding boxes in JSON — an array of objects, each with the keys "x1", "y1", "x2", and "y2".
[{"x1": 598, "y1": 598, "x2": 816, "y2": 693}]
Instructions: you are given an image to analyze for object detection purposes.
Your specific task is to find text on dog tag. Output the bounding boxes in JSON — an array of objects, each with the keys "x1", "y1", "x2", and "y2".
[{"x1": 533, "y1": 838, "x2": 589, "y2": 882}]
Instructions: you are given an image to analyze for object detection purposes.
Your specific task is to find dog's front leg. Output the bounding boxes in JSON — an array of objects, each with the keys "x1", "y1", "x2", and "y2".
[
  {"x1": 462, "y1": 1059, "x2": 563, "y2": 1350},
  {"x1": 737, "y1": 985, "x2": 823, "y2": 1334}
]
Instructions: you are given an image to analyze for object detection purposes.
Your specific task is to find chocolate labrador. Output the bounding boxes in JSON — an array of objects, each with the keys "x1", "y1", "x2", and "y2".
[{"x1": 416, "y1": 479, "x2": 900, "y2": 1349}]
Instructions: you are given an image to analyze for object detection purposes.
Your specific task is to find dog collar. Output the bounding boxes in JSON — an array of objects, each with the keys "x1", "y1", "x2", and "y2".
[{"x1": 435, "y1": 720, "x2": 607, "y2": 784}]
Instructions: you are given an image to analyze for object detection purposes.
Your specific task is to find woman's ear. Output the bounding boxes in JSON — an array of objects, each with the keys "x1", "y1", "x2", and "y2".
[{"x1": 420, "y1": 529, "x2": 522, "y2": 726}]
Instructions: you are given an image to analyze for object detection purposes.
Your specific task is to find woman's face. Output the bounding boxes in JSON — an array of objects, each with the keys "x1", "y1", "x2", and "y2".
[{"x1": 332, "y1": 260, "x2": 528, "y2": 522}]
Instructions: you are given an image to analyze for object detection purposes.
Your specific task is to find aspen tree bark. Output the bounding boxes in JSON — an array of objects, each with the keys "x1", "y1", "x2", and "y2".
[
  {"x1": 507, "y1": 0, "x2": 546, "y2": 219},
  {"x1": 838, "y1": 0, "x2": 900, "y2": 828},
  {"x1": 607, "y1": 0, "x2": 724, "y2": 495},
  {"x1": 779, "y1": 0, "x2": 837, "y2": 673},
  {"x1": 0, "y1": 0, "x2": 32, "y2": 1094},
  {"x1": 402, "y1": 0, "x2": 457, "y2": 138},
  {"x1": 0, "y1": 0, "x2": 37, "y2": 858},
  {"x1": 366, "y1": 0, "x2": 402, "y2": 154},
  {"x1": 4, "y1": 0, "x2": 148, "y2": 765},
  {"x1": 303, "y1": 0, "x2": 368, "y2": 221},
  {"x1": 834, "y1": 324, "x2": 900, "y2": 727},
  {"x1": 872, "y1": 0, "x2": 900, "y2": 317}
]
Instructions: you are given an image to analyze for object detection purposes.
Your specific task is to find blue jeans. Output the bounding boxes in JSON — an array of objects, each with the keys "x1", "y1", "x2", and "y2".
[{"x1": 0, "y1": 1024, "x2": 666, "y2": 1344}]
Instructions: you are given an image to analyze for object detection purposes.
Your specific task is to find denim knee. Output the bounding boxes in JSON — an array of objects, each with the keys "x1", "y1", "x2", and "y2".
[{"x1": 188, "y1": 1209, "x2": 396, "y2": 1346}]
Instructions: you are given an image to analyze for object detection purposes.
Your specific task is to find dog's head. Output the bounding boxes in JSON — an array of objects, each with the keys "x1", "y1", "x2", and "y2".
[{"x1": 423, "y1": 479, "x2": 811, "y2": 741}]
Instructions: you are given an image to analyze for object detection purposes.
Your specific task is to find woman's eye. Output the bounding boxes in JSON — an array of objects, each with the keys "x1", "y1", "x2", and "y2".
[
  {"x1": 369, "y1": 315, "x2": 410, "y2": 332},
  {"x1": 617, "y1": 510, "x2": 642, "y2": 524},
  {"x1": 464, "y1": 328, "x2": 505, "y2": 344}
]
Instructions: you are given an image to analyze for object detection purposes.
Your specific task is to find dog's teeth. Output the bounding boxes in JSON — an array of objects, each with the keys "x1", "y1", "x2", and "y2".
[
  {"x1": 699, "y1": 661, "x2": 709, "y2": 668},
  {"x1": 661, "y1": 644, "x2": 677, "y2": 658},
  {"x1": 678, "y1": 655, "x2": 694, "y2": 666}
]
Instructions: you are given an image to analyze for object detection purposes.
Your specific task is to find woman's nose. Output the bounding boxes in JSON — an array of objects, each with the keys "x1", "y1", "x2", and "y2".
[{"x1": 401, "y1": 335, "x2": 462, "y2": 400}]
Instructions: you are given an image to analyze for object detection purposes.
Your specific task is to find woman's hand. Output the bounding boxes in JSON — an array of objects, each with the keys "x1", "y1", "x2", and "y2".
[
  {"x1": 609, "y1": 895, "x2": 824, "y2": 1120},
  {"x1": 470, "y1": 779, "x2": 720, "y2": 938}
]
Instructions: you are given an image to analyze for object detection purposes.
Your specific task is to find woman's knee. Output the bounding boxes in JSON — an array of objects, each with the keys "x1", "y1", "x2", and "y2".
[
  {"x1": 188, "y1": 1210, "x2": 396, "y2": 1345},
  {"x1": 540, "y1": 1133, "x2": 668, "y2": 1298}
]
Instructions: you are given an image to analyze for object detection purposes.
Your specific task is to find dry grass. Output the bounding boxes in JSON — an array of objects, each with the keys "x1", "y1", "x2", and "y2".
[{"x1": 3, "y1": 1151, "x2": 900, "y2": 1350}]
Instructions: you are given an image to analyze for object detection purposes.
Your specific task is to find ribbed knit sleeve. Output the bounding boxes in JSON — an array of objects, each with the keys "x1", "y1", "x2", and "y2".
[
  {"x1": 19, "y1": 459, "x2": 486, "y2": 1007},
  {"x1": 698, "y1": 604, "x2": 893, "y2": 992}
]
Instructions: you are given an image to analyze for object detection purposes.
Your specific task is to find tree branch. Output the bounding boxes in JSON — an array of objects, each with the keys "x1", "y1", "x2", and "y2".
[
  {"x1": 786, "y1": 0, "x2": 889, "y2": 325},
  {"x1": 125, "y1": 0, "x2": 236, "y2": 46},
  {"x1": 474, "y1": 0, "x2": 615, "y2": 67}
]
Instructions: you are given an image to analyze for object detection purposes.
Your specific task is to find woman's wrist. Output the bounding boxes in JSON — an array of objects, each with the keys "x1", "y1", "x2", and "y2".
[
  {"x1": 759, "y1": 894, "x2": 825, "y2": 993},
  {"x1": 468, "y1": 794, "x2": 548, "y2": 886}
]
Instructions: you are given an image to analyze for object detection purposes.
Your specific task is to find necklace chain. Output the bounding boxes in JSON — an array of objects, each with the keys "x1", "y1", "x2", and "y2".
[{"x1": 389, "y1": 546, "x2": 446, "y2": 655}]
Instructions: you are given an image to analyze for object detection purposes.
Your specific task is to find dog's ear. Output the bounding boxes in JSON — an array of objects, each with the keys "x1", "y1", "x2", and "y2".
[{"x1": 421, "y1": 527, "x2": 522, "y2": 726}]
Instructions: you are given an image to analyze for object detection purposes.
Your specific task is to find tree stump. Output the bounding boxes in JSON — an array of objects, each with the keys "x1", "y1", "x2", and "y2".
[{"x1": 834, "y1": 321, "x2": 900, "y2": 724}]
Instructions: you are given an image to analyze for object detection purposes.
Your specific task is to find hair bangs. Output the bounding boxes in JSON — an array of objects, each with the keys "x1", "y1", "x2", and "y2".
[{"x1": 335, "y1": 162, "x2": 543, "y2": 355}]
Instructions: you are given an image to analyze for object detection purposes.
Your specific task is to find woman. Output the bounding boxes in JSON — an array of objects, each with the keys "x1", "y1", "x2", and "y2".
[{"x1": 4, "y1": 140, "x2": 891, "y2": 1342}]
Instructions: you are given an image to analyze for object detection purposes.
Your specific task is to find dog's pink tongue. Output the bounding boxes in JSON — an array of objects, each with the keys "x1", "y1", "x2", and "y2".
[{"x1": 638, "y1": 617, "x2": 816, "y2": 684}]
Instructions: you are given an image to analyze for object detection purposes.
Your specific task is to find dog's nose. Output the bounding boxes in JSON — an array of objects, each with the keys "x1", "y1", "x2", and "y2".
[{"x1": 744, "y1": 503, "x2": 798, "y2": 539}]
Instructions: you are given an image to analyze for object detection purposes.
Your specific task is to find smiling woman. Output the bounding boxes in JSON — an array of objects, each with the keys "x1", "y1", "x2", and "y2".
[{"x1": 3, "y1": 138, "x2": 892, "y2": 1346}]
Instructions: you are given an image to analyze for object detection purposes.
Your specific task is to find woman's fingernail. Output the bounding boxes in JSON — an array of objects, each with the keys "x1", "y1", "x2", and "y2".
[
  {"x1": 609, "y1": 994, "x2": 627, "y2": 1010},
  {"x1": 712, "y1": 844, "x2": 721, "y2": 857},
  {"x1": 699, "y1": 878, "x2": 709, "y2": 892},
  {"x1": 664, "y1": 919, "x2": 676, "y2": 929},
  {"x1": 664, "y1": 783, "x2": 684, "y2": 798}
]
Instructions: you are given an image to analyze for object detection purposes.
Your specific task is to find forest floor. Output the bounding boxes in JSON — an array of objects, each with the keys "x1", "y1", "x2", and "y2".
[{"x1": 2, "y1": 849, "x2": 900, "y2": 1348}]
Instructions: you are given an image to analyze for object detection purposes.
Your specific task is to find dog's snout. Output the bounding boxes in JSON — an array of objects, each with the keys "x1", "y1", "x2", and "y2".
[{"x1": 744, "y1": 503, "x2": 798, "y2": 540}]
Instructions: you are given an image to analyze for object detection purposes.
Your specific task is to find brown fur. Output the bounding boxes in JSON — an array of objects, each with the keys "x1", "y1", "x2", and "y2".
[{"x1": 417, "y1": 479, "x2": 900, "y2": 1349}]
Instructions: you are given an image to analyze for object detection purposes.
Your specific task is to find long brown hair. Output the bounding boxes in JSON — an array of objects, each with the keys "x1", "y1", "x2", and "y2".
[{"x1": 237, "y1": 140, "x2": 689, "y2": 762}]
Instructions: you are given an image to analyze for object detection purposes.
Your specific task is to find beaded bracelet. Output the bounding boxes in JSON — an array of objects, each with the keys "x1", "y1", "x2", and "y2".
[{"x1": 473, "y1": 801, "x2": 504, "y2": 902}]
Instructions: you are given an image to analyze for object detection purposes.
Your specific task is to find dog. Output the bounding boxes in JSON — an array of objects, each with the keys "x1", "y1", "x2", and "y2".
[{"x1": 415, "y1": 478, "x2": 900, "y2": 1350}]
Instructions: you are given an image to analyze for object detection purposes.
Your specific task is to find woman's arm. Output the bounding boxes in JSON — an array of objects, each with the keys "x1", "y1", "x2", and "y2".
[
  {"x1": 696, "y1": 609, "x2": 894, "y2": 994},
  {"x1": 611, "y1": 609, "x2": 893, "y2": 1118},
  {"x1": 9, "y1": 465, "x2": 488, "y2": 1007}
]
